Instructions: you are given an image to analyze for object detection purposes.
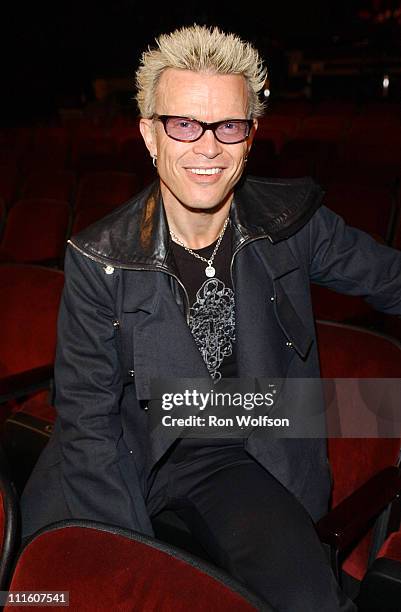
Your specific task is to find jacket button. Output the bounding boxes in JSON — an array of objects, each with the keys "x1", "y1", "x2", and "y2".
[
  {"x1": 104, "y1": 265, "x2": 114, "y2": 275},
  {"x1": 285, "y1": 341, "x2": 293, "y2": 347},
  {"x1": 112, "y1": 320, "x2": 120, "y2": 328},
  {"x1": 270, "y1": 296, "x2": 275, "y2": 302},
  {"x1": 143, "y1": 403, "x2": 149, "y2": 411},
  {"x1": 128, "y1": 369, "x2": 135, "y2": 377}
]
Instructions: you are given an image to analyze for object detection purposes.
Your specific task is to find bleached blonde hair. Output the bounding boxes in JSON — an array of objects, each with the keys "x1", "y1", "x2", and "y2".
[{"x1": 135, "y1": 25, "x2": 267, "y2": 119}]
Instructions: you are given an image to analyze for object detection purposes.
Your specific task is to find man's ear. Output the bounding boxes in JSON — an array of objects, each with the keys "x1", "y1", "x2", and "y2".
[{"x1": 139, "y1": 118, "x2": 157, "y2": 157}]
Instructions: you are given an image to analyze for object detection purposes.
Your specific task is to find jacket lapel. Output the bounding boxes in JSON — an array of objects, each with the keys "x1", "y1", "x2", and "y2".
[{"x1": 234, "y1": 238, "x2": 313, "y2": 379}]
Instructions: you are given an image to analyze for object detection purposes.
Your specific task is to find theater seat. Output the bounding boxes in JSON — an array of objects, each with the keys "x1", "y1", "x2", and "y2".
[
  {"x1": 323, "y1": 182, "x2": 396, "y2": 243},
  {"x1": 0, "y1": 164, "x2": 19, "y2": 209},
  {"x1": 0, "y1": 199, "x2": 70, "y2": 265},
  {"x1": 0, "y1": 264, "x2": 63, "y2": 490},
  {"x1": 72, "y1": 203, "x2": 126, "y2": 234},
  {"x1": 4, "y1": 521, "x2": 271, "y2": 611},
  {"x1": 21, "y1": 170, "x2": 76, "y2": 203},
  {"x1": 74, "y1": 171, "x2": 141, "y2": 212},
  {"x1": 311, "y1": 283, "x2": 374, "y2": 325},
  {"x1": 71, "y1": 132, "x2": 118, "y2": 175},
  {"x1": 0, "y1": 450, "x2": 19, "y2": 590},
  {"x1": 316, "y1": 321, "x2": 401, "y2": 592},
  {"x1": 277, "y1": 138, "x2": 338, "y2": 180}
]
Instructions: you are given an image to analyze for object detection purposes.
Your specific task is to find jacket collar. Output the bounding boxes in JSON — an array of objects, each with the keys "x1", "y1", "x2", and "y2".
[{"x1": 69, "y1": 175, "x2": 324, "y2": 272}]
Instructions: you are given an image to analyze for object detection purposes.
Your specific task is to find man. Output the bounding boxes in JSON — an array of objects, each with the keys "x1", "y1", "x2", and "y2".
[{"x1": 22, "y1": 25, "x2": 401, "y2": 611}]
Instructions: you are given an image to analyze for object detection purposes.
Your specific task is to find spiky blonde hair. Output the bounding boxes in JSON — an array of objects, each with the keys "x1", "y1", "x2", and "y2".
[{"x1": 135, "y1": 25, "x2": 267, "y2": 118}]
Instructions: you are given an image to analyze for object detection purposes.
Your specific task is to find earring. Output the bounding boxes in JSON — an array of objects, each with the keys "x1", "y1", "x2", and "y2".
[
  {"x1": 152, "y1": 155, "x2": 157, "y2": 168},
  {"x1": 244, "y1": 156, "x2": 248, "y2": 164}
]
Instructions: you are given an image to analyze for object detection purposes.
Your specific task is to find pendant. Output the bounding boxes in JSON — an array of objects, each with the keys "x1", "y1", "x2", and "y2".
[{"x1": 205, "y1": 265, "x2": 215, "y2": 278}]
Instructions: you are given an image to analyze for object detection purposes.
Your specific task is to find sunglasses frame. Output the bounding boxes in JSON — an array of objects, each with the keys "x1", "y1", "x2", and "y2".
[{"x1": 153, "y1": 115, "x2": 254, "y2": 144}]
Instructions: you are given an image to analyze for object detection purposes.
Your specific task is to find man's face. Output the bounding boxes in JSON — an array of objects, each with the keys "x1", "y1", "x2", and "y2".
[{"x1": 140, "y1": 69, "x2": 256, "y2": 214}]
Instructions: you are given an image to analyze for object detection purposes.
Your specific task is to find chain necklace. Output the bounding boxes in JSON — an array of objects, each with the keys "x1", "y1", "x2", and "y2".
[{"x1": 169, "y1": 218, "x2": 230, "y2": 278}]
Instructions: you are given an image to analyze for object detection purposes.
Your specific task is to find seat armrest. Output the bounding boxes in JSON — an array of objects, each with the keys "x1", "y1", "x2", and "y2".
[
  {"x1": 316, "y1": 466, "x2": 401, "y2": 552},
  {"x1": 0, "y1": 365, "x2": 54, "y2": 403}
]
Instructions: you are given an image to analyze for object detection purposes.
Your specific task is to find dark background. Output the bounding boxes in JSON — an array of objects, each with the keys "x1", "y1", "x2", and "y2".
[{"x1": 2, "y1": 1, "x2": 401, "y2": 123}]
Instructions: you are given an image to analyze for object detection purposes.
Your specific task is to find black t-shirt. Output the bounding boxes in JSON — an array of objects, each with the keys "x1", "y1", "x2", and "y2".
[{"x1": 171, "y1": 224, "x2": 237, "y2": 380}]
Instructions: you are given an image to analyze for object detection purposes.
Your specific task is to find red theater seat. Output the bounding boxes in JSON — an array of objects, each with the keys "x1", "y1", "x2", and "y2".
[
  {"x1": 316, "y1": 321, "x2": 401, "y2": 585},
  {"x1": 71, "y1": 131, "x2": 118, "y2": 175},
  {"x1": 0, "y1": 198, "x2": 70, "y2": 265},
  {"x1": 311, "y1": 284, "x2": 374, "y2": 326},
  {"x1": 277, "y1": 138, "x2": 338, "y2": 180},
  {"x1": 75, "y1": 171, "x2": 141, "y2": 212},
  {"x1": 324, "y1": 182, "x2": 396, "y2": 243},
  {"x1": 339, "y1": 124, "x2": 401, "y2": 186},
  {"x1": 4, "y1": 521, "x2": 269, "y2": 611},
  {"x1": 21, "y1": 127, "x2": 70, "y2": 172},
  {"x1": 297, "y1": 115, "x2": 350, "y2": 142},
  {"x1": 310, "y1": 182, "x2": 398, "y2": 325},
  {"x1": 71, "y1": 203, "x2": 122, "y2": 234},
  {"x1": 21, "y1": 170, "x2": 76, "y2": 203},
  {"x1": 0, "y1": 164, "x2": 19, "y2": 209},
  {"x1": 0, "y1": 264, "x2": 63, "y2": 386},
  {"x1": 0, "y1": 264, "x2": 63, "y2": 488}
]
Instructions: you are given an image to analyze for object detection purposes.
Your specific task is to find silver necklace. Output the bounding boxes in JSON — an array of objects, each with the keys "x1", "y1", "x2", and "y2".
[{"x1": 170, "y1": 218, "x2": 230, "y2": 278}]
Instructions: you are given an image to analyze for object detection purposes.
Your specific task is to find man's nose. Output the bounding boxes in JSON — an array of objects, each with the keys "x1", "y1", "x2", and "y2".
[{"x1": 192, "y1": 128, "x2": 223, "y2": 158}]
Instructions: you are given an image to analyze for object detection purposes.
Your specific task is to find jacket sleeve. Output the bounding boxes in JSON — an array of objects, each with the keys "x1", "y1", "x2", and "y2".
[
  {"x1": 307, "y1": 205, "x2": 401, "y2": 315},
  {"x1": 54, "y1": 245, "x2": 152, "y2": 533}
]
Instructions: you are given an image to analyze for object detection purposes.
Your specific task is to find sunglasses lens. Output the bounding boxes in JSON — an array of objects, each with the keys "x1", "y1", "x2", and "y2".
[
  {"x1": 215, "y1": 121, "x2": 250, "y2": 143},
  {"x1": 165, "y1": 117, "x2": 202, "y2": 141}
]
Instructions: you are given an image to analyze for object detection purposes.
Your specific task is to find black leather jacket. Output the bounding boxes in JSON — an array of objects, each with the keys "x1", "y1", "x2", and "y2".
[
  {"x1": 69, "y1": 175, "x2": 324, "y2": 321},
  {"x1": 21, "y1": 174, "x2": 401, "y2": 539},
  {"x1": 70, "y1": 175, "x2": 324, "y2": 270}
]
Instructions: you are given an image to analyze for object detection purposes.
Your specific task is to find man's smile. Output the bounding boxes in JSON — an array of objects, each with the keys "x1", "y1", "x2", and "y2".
[{"x1": 187, "y1": 168, "x2": 223, "y2": 175}]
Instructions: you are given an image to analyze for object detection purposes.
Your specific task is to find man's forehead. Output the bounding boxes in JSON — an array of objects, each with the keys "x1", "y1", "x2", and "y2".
[{"x1": 155, "y1": 69, "x2": 249, "y2": 116}]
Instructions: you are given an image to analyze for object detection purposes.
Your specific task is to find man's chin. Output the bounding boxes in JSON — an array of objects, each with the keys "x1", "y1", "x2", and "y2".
[
  {"x1": 160, "y1": 180, "x2": 234, "y2": 214},
  {"x1": 178, "y1": 185, "x2": 235, "y2": 213}
]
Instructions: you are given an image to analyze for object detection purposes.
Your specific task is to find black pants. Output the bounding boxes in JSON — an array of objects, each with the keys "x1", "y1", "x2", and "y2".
[{"x1": 146, "y1": 438, "x2": 356, "y2": 612}]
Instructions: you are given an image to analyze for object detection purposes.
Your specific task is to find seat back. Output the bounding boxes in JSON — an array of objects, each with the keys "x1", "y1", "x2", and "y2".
[
  {"x1": 0, "y1": 164, "x2": 19, "y2": 209},
  {"x1": 75, "y1": 171, "x2": 141, "y2": 212},
  {"x1": 0, "y1": 199, "x2": 70, "y2": 264},
  {"x1": 324, "y1": 182, "x2": 396, "y2": 243},
  {"x1": 0, "y1": 264, "x2": 64, "y2": 379},
  {"x1": 316, "y1": 320, "x2": 401, "y2": 580},
  {"x1": 21, "y1": 170, "x2": 76, "y2": 203},
  {"x1": 5, "y1": 521, "x2": 271, "y2": 611}
]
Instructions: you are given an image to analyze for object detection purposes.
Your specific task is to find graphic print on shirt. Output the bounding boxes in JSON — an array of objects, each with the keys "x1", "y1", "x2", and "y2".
[{"x1": 189, "y1": 278, "x2": 235, "y2": 381}]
